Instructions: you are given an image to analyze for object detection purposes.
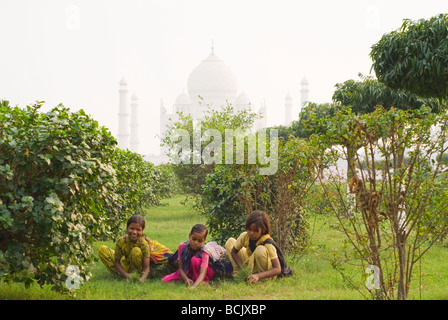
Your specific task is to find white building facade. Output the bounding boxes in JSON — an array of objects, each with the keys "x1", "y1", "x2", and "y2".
[{"x1": 117, "y1": 47, "x2": 309, "y2": 163}]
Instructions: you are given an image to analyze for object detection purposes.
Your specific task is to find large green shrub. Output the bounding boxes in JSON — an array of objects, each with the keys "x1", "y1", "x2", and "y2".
[
  {"x1": 0, "y1": 101, "x2": 170, "y2": 291},
  {"x1": 0, "y1": 101, "x2": 121, "y2": 290}
]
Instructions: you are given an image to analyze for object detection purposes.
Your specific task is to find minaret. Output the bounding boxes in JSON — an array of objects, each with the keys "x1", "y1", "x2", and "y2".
[
  {"x1": 300, "y1": 76, "x2": 309, "y2": 109},
  {"x1": 260, "y1": 100, "x2": 267, "y2": 128},
  {"x1": 160, "y1": 98, "x2": 167, "y2": 137},
  {"x1": 284, "y1": 93, "x2": 292, "y2": 125},
  {"x1": 118, "y1": 77, "x2": 130, "y2": 149},
  {"x1": 130, "y1": 93, "x2": 140, "y2": 153},
  {"x1": 159, "y1": 99, "x2": 167, "y2": 155},
  {"x1": 255, "y1": 99, "x2": 267, "y2": 131}
]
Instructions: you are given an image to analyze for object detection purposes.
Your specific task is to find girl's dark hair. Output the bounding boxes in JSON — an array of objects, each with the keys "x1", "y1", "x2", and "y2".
[
  {"x1": 245, "y1": 211, "x2": 271, "y2": 235},
  {"x1": 126, "y1": 215, "x2": 146, "y2": 230},
  {"x1": 190, "y1": 224, "x2": 208, "y2": 238}
]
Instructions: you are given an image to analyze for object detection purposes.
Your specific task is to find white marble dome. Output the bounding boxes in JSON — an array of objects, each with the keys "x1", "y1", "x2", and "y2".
[
  {"x1": 175, "y1": 91, "x2": 190, "y2": 105},
  {"x1": 235, "y1": 91, "x2": 251, "y2": 106},
  {"x1": 187, "y1": 51, "x2": 238, "y2": 111}
]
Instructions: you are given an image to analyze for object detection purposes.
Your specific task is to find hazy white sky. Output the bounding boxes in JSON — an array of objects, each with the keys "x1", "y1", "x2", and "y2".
[{"x1": 1, "y1": 0, "x2": 447, "y2": 155}]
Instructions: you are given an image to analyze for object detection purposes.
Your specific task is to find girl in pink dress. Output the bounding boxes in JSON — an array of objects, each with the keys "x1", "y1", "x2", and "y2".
[{"x1": 162, "y1": 224, "x2": 214, "y2": 288}]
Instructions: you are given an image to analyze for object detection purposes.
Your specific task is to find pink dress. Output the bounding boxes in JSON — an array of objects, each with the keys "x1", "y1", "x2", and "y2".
[{"x1": 162, "y1": 242, "x2": 214, "y2": 283}]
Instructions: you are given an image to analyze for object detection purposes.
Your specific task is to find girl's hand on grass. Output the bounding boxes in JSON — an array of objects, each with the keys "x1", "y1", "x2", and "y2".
[
  {"x1": 127, "y1": 273, "x2": 141, "y2": 283},
  {"x1": 185, "y1": 278, "x2": 194, "y2": 287},
  {"x1": 188, "y1": 283, "x2": 197, "y2": 290},
  {"x1": 235, "y1": 267, "x2": 251, "y2": 282},
  {"x1": 247, "y1": 274, "x2": 260, "y2": 283}
]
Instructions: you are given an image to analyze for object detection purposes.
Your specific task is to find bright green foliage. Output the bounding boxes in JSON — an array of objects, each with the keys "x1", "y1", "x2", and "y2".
[
  {"x1": 0, "y1": 101, "x2": 118, "y2": 290},
  {"x1": 333, "y1": 74, "x2": 443, "y2": 114},
  {"x1": 291, "y1": 74, "x2": 443, "y2": 145},
  {"x1": 370, "y1": 14, "x2": 448, "y2": 99},
  {"x1": 202, "y1": 164, "x2": 250, "y2": 245},
  {"x1": 292, "y1": 102, "x2": 339, "y2": 139},
  {"x1": 0, "y1": 101, "x2": 171, "y2": 292},
  {"x1": 113, "y1": 149, "x2": 174, "y2": 217}
]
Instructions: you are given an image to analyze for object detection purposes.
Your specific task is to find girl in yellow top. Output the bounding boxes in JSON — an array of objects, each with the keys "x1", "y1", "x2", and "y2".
[
  {"x1": 98, "y1": 215, "x2": 171, "y2": 282},
  {"x1": 225, "y1": 211, "x2": 292, "y2": 283}
]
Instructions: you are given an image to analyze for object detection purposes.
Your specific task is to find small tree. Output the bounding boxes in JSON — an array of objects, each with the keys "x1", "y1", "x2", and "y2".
[
  {"x1": 332, "y1": 74, "x2": 442, "y2": 181},
  {"x1": 311, "y1": 106, "x2": 448, "y2": 299},
  {"x1": 161, "y1": 105, "x2": 258, "y2": 201}
]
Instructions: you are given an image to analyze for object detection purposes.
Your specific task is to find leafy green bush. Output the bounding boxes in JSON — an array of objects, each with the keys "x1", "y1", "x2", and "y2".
[
  {"x1": 202, "y1": 164, "x2": 253, "y2": 245},
  {"x1": 113, "y1": 149, "x2": 173, "y2": 217},
  {"x1": 0, "y1": 101, "x2": 172, "y2": 291},
  {"x1": 0, "y1": 101, "x2": 121, "y2": 290},
  {"x1": 203, "y1": 135, "x2": 321, "y2": 254},
  {"x1": 370, "y1": 13, "x2": 448, "y2": 99}
]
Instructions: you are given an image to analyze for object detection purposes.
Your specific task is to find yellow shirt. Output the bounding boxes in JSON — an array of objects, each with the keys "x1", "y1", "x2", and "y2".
[
  {"x1": 114, "y1": 236, "x2": 151, "y2": 261},
  {"x1": 234, "y1": 232, "x2": 278, "y2": 259}
]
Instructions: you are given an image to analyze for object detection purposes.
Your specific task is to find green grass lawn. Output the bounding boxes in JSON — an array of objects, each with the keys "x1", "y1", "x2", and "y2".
[{"x1": 1, "y1": 194, "x2": 448, "y2": 300}]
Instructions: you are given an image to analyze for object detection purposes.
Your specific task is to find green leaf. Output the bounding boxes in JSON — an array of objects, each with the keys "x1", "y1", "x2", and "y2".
[{"x1": 45, "y1": 193, "x2": 63, "y2": 207}]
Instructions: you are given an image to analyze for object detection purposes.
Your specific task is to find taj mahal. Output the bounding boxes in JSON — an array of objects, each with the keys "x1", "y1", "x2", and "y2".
[{"x1": 117, "y1": 44, "x2": 310, "y2": 164}]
